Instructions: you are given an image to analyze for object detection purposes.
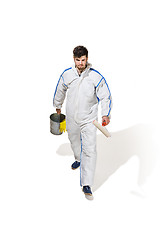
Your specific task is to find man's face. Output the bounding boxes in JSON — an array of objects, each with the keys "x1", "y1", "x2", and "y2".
[{"x1": 74, "y1": 55, "x2": 88, "y2": 72}]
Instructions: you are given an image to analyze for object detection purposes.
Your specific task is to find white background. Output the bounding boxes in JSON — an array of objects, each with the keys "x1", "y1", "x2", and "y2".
[{"x1": 0, "y1": 0, "x2": 160, "y2": 239}]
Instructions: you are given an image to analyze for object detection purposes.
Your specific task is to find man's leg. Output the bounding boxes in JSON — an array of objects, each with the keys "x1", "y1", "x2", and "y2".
[
  {"x1": 80, "y1": 122, "x2": 97, "y2": 187},
  {"x1": 66, "y1": 117, "x2": 81, "y2": 163}
]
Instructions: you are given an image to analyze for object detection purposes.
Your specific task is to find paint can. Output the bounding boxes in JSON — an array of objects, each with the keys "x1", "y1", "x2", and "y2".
[{"x1": 50, "y1": 113, "x2": 65, "y2": 135}]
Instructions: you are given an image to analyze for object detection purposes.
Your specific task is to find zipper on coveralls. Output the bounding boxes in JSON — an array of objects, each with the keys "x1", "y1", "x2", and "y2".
[{"x1": 74, "y1": 75, "x2": 84, "y2": 123}]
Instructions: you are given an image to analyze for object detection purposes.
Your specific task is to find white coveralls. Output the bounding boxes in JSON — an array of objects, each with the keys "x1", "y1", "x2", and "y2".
[{"x1": 53, "y1": 63, "x2": 112, "y2": 187}]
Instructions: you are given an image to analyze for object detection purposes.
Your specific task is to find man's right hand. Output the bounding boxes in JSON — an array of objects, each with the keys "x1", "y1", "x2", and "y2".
[{"x1": 56, "y1": 108, "x2": 61, "y2": 115}]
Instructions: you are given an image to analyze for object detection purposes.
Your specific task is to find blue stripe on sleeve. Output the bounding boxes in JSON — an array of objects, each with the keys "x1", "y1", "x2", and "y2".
[
  {"x1": 104, "y1": 78, "x2": 112, "y2": 116},
  {"x1": 92, "y1": 67, "x2": 111, "y2": 116},
  {"x1": 96, "y1": 76, "x2": 104, "y2": 88},
  {"x1": 53, "y1": 75, "x2": 62, "y2": 101},
  {"x1": 53, "y1": 67, "x2": 72, "y2": 103}
]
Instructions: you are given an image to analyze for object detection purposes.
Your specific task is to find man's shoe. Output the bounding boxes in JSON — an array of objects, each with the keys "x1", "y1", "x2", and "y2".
[
  {"x1": 82, "y1": 186, "x2": 92, "y2": 196},
  {"x1": 71, "y1": 161, "x2": 80, "y2": 170}
]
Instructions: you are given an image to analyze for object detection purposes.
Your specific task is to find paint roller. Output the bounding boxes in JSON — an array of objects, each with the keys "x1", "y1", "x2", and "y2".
[{"x1": 93, "y1": 120, "x2": 111, "y2": 137}]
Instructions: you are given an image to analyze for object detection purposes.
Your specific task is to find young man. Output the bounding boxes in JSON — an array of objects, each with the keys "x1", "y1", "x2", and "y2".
[{"x1": 53, "y1": 46, "x2": 111, "y2": 198}]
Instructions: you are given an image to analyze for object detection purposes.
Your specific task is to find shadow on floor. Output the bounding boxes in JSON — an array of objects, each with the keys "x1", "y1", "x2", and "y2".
[{"x1": 56, "y1": 124, "x2": 158, "y2": 192}]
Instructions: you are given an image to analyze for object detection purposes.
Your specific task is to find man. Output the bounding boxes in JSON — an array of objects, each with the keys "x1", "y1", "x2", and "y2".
[{"x1": 53, "y1": 46, "x2": 111, "y2": 198}]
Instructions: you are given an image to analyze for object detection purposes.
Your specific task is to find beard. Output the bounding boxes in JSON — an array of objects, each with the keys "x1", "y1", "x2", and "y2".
[{"x1": 76, "y1": 63, "x2": 87, "y2": 72}]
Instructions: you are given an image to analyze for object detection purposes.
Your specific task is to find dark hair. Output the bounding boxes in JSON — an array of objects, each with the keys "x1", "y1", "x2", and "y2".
[{"x1": 73, "y1": 46, "x2": 88, "y2": 58}]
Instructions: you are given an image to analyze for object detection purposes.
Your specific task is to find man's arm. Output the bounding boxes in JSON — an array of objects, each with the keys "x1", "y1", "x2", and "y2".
[
  {"x1": 96, "y1": 78, "x2": 112, "y2": 126},
  {"x1": 53, "y1": 74, "x2": 67, "y2": 113}
]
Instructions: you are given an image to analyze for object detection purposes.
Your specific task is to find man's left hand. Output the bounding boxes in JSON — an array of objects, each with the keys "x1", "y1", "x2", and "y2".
[{"x1": 102, "y1": 116, "x2": 110, "y2": 126}]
